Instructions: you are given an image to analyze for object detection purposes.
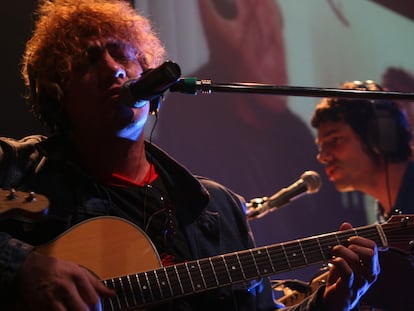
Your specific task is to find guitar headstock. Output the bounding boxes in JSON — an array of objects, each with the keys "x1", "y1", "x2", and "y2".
[
  {"x1": 382, "y1": 214, "x2": 414, "y2": 254},
  {"x1": 0, "y1": 189, "x2": 49, "y2": 219}
]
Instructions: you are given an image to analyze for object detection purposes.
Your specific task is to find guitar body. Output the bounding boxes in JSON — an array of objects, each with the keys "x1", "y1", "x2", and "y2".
[{"x1": 37, "y1": 217, "x2": 162, "y2": 280}]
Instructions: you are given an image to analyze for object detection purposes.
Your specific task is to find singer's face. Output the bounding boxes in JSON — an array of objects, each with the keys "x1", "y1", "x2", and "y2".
[
  {"x1": 316, "y1": 121, "x2": 379, "y2": 192},
  {"x1": 63, "y1": 38, "x2": 149, "y2": 141}
]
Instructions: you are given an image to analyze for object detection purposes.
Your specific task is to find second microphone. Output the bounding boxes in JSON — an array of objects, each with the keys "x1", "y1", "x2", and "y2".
[{"x1": 246, "y1": 171, "x2": 321, "y2": 219}]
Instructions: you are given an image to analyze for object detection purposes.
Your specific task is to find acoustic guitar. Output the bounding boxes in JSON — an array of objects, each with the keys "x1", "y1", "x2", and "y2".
[{"x1": 32, "y1": 214, "x2": 414, "y2": 311}]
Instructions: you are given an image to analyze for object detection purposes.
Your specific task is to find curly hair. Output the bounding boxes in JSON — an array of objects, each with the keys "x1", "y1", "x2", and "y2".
[
  {"x1": 311, "y1": 80, "x2": 412, "y2": 163},
  {"x1": 21, "y1": 0, "x2": 166, "y2": 133}
]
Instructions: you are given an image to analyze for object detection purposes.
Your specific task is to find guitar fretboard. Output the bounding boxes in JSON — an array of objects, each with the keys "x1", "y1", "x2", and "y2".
[{"x1": 101, "y1": 224, "x2": 386, "y2": 310}]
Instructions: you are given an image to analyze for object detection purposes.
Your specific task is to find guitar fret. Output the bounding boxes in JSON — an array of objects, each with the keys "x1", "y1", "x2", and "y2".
[
  {"x1": 185, "y1": 261, "x2": 205, "y2": 291},
  {"x1": 300, "y1": 237, "x2": 326, "y2": 264},
  {"x1": 222, "y1": 254, "x2": 238, "y2": 283},
  {"x1": 319, "y1": 233, "x2": 340, "y2": 256},
  {"x1": 116, "y1": 277, "x2": 130, "y2": 309},
  {"x1": 132, "y1": 273, "x2": 146, "y2": 305},
  {"x1": 165, "y1": 265, "x2": 184, "y2": 297},
  {"x1": 281, "y1": 244, "x2": 292, "y2": 269},
  {"x1": 235, "y1": 253, "x2": 247, "y2": 279},
  {"x1": 196, "y1": 260, "x2": 208, "y2": 289},
  {"x1": 156, "y1": 267, "x2": 173, "y2": 299},
  {"x1": 126, "y1": 275, "x2": 138, "y2": 307},
  {"x1": 137, "y1": 272, "x2": 152, "y2": 304},
  {"x1": 264, "y1": 246, "x2": 276, "y2": 273},
  {"x1": 109, "y1": 278, "x2": 123, "y2": 310},
  {"x1": 315, "y1": 237, "x2": 327, "y2": 261},
  {"x1": 145, "y1": 271, "x2": 161, "y2": 301},
  {"x1": 298, "y1": 241, "x2": 308, "y2": 265},
  {"x1": 183, "y1": 262, "x2": 196, "y2": 291},
  {"x1": 207, "y1": 258, "x2": 220, "y2": 287},
  {"x1": 339, "y1": 230, "x2": 356, "y2": 243},
  {"x1": 102, "y1": 279, "x2": 116, "y2": 311},
  {"x1": 143, "y1": 272, "x2": 156, "y2": 302},
  {"x1": 334, "y1": 232, "x2": 341, "y2": 245},
  {"x1": 149, "y1": 270, "x2": 164, "y2": 301},
  {"x1": 198, "y1": 258, "x2": 218, "y2": 288},
  {"x1": 211, "y1": 256, "x2": 231, "y2": 285},
  {"x1": 249, "y1": 250, "x2": 260, "y2": 275},
  {"x1": 268, "y1": 245, "x2": 290, "y2": 272},
  {"x1": 236, "y1": 251, "x2": 255, "y2": 279},
  {"x1": 164, "y1": 267, "x2": 174, "y2": 297},
  {"x1": 174, "y1": 263, "x2": 194, "y2": 294},
  {"x1": 359, "y1": 227, "x2": 381, "y2": 243},
  {"x1": 284, "y1": 242, "x2": 307, "y2": 268},
  {"x1": 103, "y1": 297, "x2": 116, "y2": 311}
]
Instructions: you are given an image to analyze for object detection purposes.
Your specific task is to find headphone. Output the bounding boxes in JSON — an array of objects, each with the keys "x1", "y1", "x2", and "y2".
[
  {"x1": 353, "y1": 80, "x2": 410, "y2": 161},
  {"x1": 368, "y1": 100, "x2": 400, "y2": 157}
]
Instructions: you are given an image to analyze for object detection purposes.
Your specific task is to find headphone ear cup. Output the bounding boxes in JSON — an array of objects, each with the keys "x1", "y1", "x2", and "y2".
[{"x1": 369, "y1": 105, "x2": 398, "y2": 157}]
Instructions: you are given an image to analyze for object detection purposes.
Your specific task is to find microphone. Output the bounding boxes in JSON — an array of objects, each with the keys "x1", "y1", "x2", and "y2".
[
  {"x1": 246, "y1": 171, "x2": 321, "y2": 219},
  {"x1": 122, "y1": 61, "x2": 181, "y2": 107}
]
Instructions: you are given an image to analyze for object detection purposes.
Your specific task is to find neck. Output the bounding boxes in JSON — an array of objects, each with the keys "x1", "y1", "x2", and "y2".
[
  {"x1": 368, "y1": 160, "x2": 409, "y2": 215},
  {"x1": 70, "y1": 133, "x2": 150, "y2": 184}
]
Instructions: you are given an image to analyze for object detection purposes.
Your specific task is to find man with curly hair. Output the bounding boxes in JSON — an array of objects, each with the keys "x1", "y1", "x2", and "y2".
[{"x1": 0, "y1": 1, "x2": 379, "y2": 310}]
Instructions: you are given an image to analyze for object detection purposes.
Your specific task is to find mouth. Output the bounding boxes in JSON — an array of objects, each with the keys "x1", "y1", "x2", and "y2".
[
  {"x1": 104, "y1": 85, "x2": 135, "y2": 108},
  {"x1": 105, "y1": 86, "x2": 122, "y2": 99},
  {"x1": 325, "y1": 165, "x2": 337, "y2": 181},
  {"x1": 103, "y1": 85, "x2": 150, "y2": 111}
]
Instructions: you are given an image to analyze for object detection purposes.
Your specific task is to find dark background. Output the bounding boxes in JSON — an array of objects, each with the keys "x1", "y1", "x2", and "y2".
[{"x1": 1, "y1": 1, "x2": 42, "y2": 138}]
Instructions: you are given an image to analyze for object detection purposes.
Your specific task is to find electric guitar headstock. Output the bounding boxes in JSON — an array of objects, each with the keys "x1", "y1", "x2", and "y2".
[{"x1": 0, "y1": 189, "x2": 49, "y2": 220}]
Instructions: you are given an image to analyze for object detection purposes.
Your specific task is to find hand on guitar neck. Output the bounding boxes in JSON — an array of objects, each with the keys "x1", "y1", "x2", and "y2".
[{"x1": 312, "y1": 222, "x2": 380, "y2": 311}]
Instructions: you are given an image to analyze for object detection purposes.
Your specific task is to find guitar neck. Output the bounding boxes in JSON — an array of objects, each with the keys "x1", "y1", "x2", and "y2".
[{"x1": 101, "y1": 222, "x2": 387, "y2": 310}]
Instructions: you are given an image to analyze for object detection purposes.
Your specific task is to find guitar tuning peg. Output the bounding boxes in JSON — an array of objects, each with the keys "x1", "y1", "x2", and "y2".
[
  {"x1": 25, "y1": 191, "x2": 37, "y2": 202},
  {"x1": 6, "y1": 188, "x2": 17, "y2": 201}
]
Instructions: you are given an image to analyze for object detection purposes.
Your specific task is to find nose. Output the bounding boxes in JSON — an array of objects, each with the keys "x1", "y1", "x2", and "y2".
[
  {"x1": 317, "y1": 147, "x2": 333, "y2": 164},
  {"x1": 101, "y1": 50, "x2": 126, "y2": 79},
  {"x1": 115, "y1": 67, "x2": 126, "y2": 79}
]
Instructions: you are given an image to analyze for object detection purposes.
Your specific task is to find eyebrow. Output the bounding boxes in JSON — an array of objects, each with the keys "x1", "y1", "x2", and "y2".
[{"x1": 315, "y1": 128, "x2": 341, "y2": 145}]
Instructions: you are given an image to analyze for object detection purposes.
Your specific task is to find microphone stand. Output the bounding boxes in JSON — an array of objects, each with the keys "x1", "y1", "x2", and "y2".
[{"x1": 170, "y1": 78, "x2": 414, "y2": 101}]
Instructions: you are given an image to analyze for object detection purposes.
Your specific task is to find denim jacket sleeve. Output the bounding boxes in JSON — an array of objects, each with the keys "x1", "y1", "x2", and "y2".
[
  {"x1": 0, "y1": 232, "x2": 35, "y2": 301},
  {"x1": 0, "y1": 135, "x2": 45, "y2": 301}
]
